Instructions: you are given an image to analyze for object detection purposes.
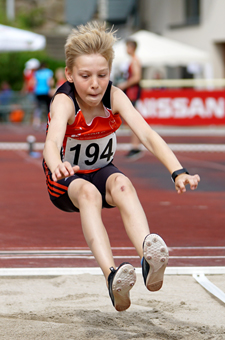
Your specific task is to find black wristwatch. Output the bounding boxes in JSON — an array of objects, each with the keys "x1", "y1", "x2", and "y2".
[{"x1": 171, "y1": 168, "x2": 189, "y2": 183}]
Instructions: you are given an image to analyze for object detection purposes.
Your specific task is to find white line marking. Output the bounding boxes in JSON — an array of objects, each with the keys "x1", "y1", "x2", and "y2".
[
  {"x1": 170, "y1": 246, "x2": 225, "y2": 250},
  {"x1": 0, "y1": 247, "x2": 224, "y2": 254},
  {"x1": 0, "y1": 250, "x2": 92, "y2": 255},
  {"x1": 117, "y1": 127, "x2": 225, "y2": 137},
  {"x1": 1, "y1": 246, "x2": 225, "y2": 251},
  {"x1": 168, "y1": 144, "x2": 225, "y2": 152},
  {"x1": 168, "y1": 256, "x2": 225, "y2": 259},
  {"x1": 193, "y1": 273, "x2": 225, "y2": 303},
  {"x1": 0, "y1": 266, "x2": 225, "y2": 276},
  {"x1": 117, "y1": 143, "x2": 225, "y2": 152},
  {"x1": 0, "y1": 255, "x2": 224, "y2": 260},
  {"x1": 1, "y1": 142, "x2": 225, "y2": 152},
  {"x1": 0, "y1": 142, "x2": 44, "y2": 150},
  {"x1": 0, "y1": 247, "x2": 224, "y2": 260},
  {"x1": 0, "y1": 256, "x2": 96, "y2": 259},
  {"x1": 1, "y1": 256, "x2": 224, "y2": 259},
  {"x1": 166, "y1": 267, "x2": 225, "y2": 275}
]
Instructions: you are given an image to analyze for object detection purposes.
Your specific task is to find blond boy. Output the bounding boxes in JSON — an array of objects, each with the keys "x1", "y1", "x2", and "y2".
[{"x1": 43, "y1": 22, "x2": 200, "y2": 312}]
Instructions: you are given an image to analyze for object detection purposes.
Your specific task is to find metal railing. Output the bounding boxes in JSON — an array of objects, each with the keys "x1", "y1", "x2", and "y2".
[
  {"x1": 140, "y1": 78, "x2": 225, "y2": 89},
  {"x1": 0, "y1": 92, "x2": 36, "y2": 122}
]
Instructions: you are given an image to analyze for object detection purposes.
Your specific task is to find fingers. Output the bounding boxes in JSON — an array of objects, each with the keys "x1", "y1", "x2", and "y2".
[
  {"x1": 72, "y1": 165, "x2": 80, "y2": 173},
  {"x1": 175, "y1": 180, "x2": 186, "y2": 194},
  {"x1": 175, "y1": 174, "x2": 200, "y2": 194},
  {"x1": 189, "y1": 174, "x2": 200, "y2": 191},
  {"x1": 52, "y1": 163, "x2": 80, "y2": 182}
]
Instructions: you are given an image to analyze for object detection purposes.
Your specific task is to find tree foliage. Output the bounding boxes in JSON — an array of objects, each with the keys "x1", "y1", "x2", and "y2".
[{"x1": 0, "y1": 51, "x2": 65, "y2": 91}]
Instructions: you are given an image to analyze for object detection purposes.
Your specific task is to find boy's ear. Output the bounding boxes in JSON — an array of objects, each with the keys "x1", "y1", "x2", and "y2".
[{"x1": 65, "y1": 67, "x2": 73, "y2": 83}]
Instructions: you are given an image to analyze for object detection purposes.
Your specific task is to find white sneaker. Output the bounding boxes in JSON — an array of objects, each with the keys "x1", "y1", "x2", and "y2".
[
  {"x1": 142, "y1": 234, "x2": 169, "y2": 291},
  {"x1": 108, "y1": 262, "x2": 136, "y2": 311}
]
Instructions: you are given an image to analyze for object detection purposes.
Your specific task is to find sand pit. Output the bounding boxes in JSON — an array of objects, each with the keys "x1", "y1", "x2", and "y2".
[{"x1": 0, "y1": 272, "x2": 224, "y2": 339}]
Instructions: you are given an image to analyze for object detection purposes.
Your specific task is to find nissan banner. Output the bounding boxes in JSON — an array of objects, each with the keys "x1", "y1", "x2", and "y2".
[{"x1": 136, "y1": 89, "x2": 225, "y2": 125}]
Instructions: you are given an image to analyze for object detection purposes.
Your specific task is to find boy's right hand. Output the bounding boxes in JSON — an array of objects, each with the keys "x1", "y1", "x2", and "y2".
[{"x1": 52, "y1": 162, "x2": 80, "y2": 182}]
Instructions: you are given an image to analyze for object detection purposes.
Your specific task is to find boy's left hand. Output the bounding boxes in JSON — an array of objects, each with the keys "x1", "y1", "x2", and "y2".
[{"x1": 175, "y1": 174, "x2": 200, "y2": 194}]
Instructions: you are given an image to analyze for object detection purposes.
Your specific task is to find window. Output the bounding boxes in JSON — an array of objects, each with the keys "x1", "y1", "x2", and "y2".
[
  {"x1": 169, "y1": 0, "x2": 200, "y2": 29},
  {"x1": 185, "y1": 0, "x2": 200, "y2": 25}
]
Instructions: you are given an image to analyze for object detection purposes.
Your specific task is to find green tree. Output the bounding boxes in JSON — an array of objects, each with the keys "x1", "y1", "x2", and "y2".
[{"x1": 0, "y1": 51, "x2": 65, "y2": 91}]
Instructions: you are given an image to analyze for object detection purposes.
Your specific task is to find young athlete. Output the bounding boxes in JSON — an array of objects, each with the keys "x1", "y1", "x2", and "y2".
[
  {"x1": 118, "y1": 39, "x2": 143, "y2": 159},
  {"x1": 42, "y1": 21, "x2": 200, "y2": 312}
]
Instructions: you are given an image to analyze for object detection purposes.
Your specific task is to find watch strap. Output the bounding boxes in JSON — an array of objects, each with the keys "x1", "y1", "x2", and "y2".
[{"x1": 171, "y1": 168, "x2": 189, "y2": 183}]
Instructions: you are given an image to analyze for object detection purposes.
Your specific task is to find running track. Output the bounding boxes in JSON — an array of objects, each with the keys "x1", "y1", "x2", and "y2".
[{"x1": 0, "y1": 124, "x2": 225, "y2": 270}]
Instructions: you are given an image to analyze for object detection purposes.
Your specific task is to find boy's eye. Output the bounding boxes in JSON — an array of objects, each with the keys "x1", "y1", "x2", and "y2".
[
  {"x1": 81, "y1": 74, "x2": 88, "y2": 78},
  {"x1": 99, "y1": 74, "x2": 106, "y2": 78}
]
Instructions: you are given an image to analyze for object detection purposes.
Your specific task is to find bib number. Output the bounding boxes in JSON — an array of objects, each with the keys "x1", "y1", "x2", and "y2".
[{"x1": 64, "y1": 133, "x2": 116, "y2": 170}]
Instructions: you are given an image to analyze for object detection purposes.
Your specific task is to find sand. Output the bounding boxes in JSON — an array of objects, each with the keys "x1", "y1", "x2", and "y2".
[{"x1": 0, "y1": 273, "x2": 224, "y2": 340}]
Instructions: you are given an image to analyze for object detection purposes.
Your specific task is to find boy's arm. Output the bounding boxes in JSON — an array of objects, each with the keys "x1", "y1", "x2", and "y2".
[
  {"x1": 43, "y1": 94, "x2": 79, "y2": 181},
  {"x1": 111, "y1": 86, "x2": 200, "y2": 193}
]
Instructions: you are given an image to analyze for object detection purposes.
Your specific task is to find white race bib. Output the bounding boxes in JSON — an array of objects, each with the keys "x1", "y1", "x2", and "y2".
[{"x1": 64, "y1": 133, "x2": 117, "y2": 170}]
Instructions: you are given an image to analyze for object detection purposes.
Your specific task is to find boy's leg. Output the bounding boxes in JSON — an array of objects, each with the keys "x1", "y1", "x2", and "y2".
[
  {"x1": 105, "y1": 173, "x2": 169, "y2": 290},
  {"x1": 105, "y1": 173, "x2": 150, "y2": 258},
  {"x1": 67, "y1": 178, "x2": 115, "y2": 280},
  {"x1": 68, "y1": 177, "x2": 136, "y2": 311}
]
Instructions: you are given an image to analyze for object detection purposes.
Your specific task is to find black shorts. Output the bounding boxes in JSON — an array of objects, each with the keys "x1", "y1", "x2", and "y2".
[{"x1": 51, "y1": 162, "x2": 123, "y2": 213}]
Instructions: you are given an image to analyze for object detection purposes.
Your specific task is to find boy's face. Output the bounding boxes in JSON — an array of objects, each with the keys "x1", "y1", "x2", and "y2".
[{"x1": 65, "y1": 54, "x2": 110, "y2": 107}]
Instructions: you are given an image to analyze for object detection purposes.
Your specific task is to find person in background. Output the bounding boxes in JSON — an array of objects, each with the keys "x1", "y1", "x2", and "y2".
[
  {"x1": 0, "y1": 81, "x2": 13, "y2": 105},
  {"x1": 0, "y1": 81, "x2": 13, "y2": 121},
  {"x1": 49, "y1": 67, "x2": 67, "y2": 97},
  {"x1": 22, "y1": 58, "x2": 40, "y2": 95},
  {"x1": 55, "y1": 67, "x2": 67, "y2": 88},
  {"x1": 33, "y1": 62, "x2": 54, "y2": 129},
  {"x1": 22, "y1": 58, "x2": 40, "y2": 123},
  {"x1": 118, "y1": 39, "x2": 142, "y2": 159}
]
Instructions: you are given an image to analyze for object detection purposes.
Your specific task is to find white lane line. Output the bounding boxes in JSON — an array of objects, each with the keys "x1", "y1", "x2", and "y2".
[
  {"x1": 1, "y1": 247, "x2": 225, "y2": 251},
  {"x1": 0, "y1": 142, "x2": 44, "y2": 150},
  {"x1": 0, "y1": 266, "x2": 225, "y2": 276},
  {"x1": 0, "y1": 247, "x2": 224, "y2": 259},
  {"x1": 168, "y1": 256, "x2": 225, "y2": 259},
  {"x1": 0, "y1": 255, "x2": 96, "y2": 259},
  {"x1": 117, "y1": 143, "x2": 225, "y2": 152},
  {"x1": 117, "y1": 127, "x2": 225, "y2": 137},
  {"x1": 170, "y1": 246, "x2": 225, "y2": 250},
  {"x1": 0, "y1": 250, "x2": 93, "y2": 255},
  {"x1": 1, "y1": 142, "x2": 225, "y2": 152},
  {"x1": 0, "y1": 255, "x2": 224, "y2": 260},
  {"x1": 0, "y1": 247, "x2": 224, "y2": 254}
]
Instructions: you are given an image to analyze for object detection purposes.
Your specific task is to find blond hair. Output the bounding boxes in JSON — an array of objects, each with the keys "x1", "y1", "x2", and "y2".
[{"x1": 65, "y1": 21, "x2": 117, "y2": 71}]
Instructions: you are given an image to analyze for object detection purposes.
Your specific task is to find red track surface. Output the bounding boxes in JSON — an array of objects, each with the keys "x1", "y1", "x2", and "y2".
[{"x1": 0, "y1": 124, "x2": 225, "y2": 268}]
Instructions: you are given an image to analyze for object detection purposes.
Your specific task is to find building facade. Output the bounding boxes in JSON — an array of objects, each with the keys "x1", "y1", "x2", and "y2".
[
  {"x1": 139, "y1": 0, "x2": 225, "y2": 78},
  {"x1": 5, "y1": 0, "x2": 225, "y2": 78}
]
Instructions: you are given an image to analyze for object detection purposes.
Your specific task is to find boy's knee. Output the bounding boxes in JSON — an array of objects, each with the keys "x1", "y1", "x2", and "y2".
[
  {"x1": 112, "y1": 174, "x2": 134, "y2": 195},
  {"x1": 78, "y1": 182, "x2": 101, "y2": 205}
]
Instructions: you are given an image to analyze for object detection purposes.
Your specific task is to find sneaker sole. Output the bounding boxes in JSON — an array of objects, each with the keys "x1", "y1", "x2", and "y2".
[
  {"x1": 126, "y1": 151, "x2": 144, "y2": 161},
  {"x1": 112, "y1": 263, "x2": 136, "y2": 312},
  {"x1": 143, "y1": 234, "x2": 169, "y2": 291}
]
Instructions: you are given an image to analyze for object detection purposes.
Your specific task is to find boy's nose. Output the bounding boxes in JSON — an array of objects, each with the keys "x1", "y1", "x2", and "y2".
[{"x1": 91, "y1": 77, "x2": 99, "y2": 88}]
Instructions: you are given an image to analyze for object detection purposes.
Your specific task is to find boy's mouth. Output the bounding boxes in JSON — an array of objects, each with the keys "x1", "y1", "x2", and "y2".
[{"x1": 89, "y1": 93, "x2": 100, "y2": 98}]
